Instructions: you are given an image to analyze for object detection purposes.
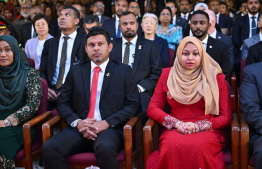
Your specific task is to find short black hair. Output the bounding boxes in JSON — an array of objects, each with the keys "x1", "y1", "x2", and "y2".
[
  {"x1": 62, "y1": 5, "x2": 80, "y2": 19},
  {"x1": 179, "y1": 0, "x2": 189, "y2": 3},
  {"x1": 32, "y1": 13, "x2": 50, "y2": 31},
  {"x1": 129, "y1": 0, "x2": 139, "y2": 6},
  {"x1": 83, "y1": 15, "x2": 99, "y2": 25},
  {"x1": 93, "y1": 0, "x2": 104, "y2": 5},
  {"x1": 120, "y1": 11, "x2": 137, "y2": 19},
  {"x1": 85, "y1": 26, "x2": 110, "y2": 46},
  {"x1": 190, "y1": 10, "x2": 209, "y2": 23},
  {"x1": 115, "y1": 0, "x2": 129, "y2": 4},
  {"x1": 219, "y1": 1, "x2": 228, "y2": 8},
  {"x1": 158, "y1": 6, "x2": 173, "y2": 24}
]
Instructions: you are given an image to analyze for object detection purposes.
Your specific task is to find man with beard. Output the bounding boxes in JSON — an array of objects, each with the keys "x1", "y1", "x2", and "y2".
[
  {"x1": 128, "y1": 1, "x2": 141, "y2": 23},
  {"x1": 178, "y1": 0, "x2": 191, "y2": 21},
  {"x1": 189, "y1": 10, "x2": 231, "y2": 83},
  {"x1": 13, "y1": 1, "x2": 32, "y2": 34},
  {"x1": 90, "y1": 0, "x2": 110, "y2": 25},
  {"x1": 232, "y1": 0, "x2": 260, "y2": 50},
  {"x1": 109, "y1": 11, "x2": 162, "y2": 124},
  {"x1": 209, "y1": 0, "x2": 232, "y2": 36},
  {"x1": 102, "y1": 0, "x2": 128, "y2": 40}
]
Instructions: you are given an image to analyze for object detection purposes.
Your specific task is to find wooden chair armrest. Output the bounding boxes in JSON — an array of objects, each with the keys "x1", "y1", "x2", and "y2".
[
  {"x1": 42, "y1": 115, "x2": 61, "y2": 144},
  {"x1": 230, "y1": 86, "x2": 236, "y2": 114},
  {"x1": 231, "y1": 113, "x2": 240, "y2": 169},
  {"x1": 240, "y1": 114, "x2": 250, "y2": 169},
  {"x1": 231, "y1": 72, "x2": 236, "y2": 95},
  {"x1": 143, "y1": 118, "x2": 156, "y2": 165}
]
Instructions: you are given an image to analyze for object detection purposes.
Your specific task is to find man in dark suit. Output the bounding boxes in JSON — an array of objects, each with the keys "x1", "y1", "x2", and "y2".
[
  {"x1": 102, "y1": 0, "x2": 128, "y2": 40},
  {"x1": 109, "y1": 11, "x2": 162, "y2": 124},
  {"x1": 43, "y1": 26, "x2": 141, "y2": 169},
  {"x1": 40, "y1": 6, "x2": 87, "y2": 110},
  {"x1": 83, "y1": 15, "x2": 100, "y2": 35},
  {"x1": 206, "y1": 10, "x2": 234, "y2": 70},
  {"x1": 178, "y1": 0, "x2": 191, "y2": 21},
  {"x1": 240, "y1": 62, "x2": 262, "y2": 169},
  {"x1": 232, "y1": 0, "x2": 260, "y2": 50},
  {"x1": 232, "y1": 1, "x2": 248, "y2": 24},
  {"x1": 89, "y1": 0, "x2": 111, "y2": 25},
  {"x1": 128, "y1": 0, "x2": 142, "y2": 23},
  {"x1": 209, "y1": 0, "x2": 232, "y2": 36},
  {"x1": 189, "y1": 10, "x2": 231, "y2": 82},
  {"x1": 246, "y1": 41, "x2": 262, "y2": 65},
  {"x1": 166, "y1": 0, "x2": 187, "y2": 29}
]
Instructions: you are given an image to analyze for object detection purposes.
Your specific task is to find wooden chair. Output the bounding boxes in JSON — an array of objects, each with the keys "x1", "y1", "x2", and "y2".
[
  {"x1": 15, "y1": 78, "x2": 52, "y2": 169},
  {"x1": 143, "y1": 81, "x2": 240, "y2": 169},
  {"x1": 42, "y1": 114, "x2": 143, "y2": 169}
]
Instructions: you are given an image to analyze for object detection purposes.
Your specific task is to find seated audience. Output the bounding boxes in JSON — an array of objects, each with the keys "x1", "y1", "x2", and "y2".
[
  {"x1": 147, "y1": 36, "x2": 232, "y2": 169},
  {"x1": 83, "y1": 14, "x2": 100, "y2": 35},
  {"x1": 44, "y1": 5, "x2": 56, "y2": 21},
  {"x1": 141, "y1": 13, "x2": 169, "y2": 68},
  {"x1": 2, "y1": 3, "x2": 17, "y2": 23},
  {"x1": 246, "y1": 41, "x2": 262, "y2": 65},
  {"x1": 0, "y1": 35, "x2": 42, "y2": 168},
  {"x1": 240, "y1": 62, "x2": 262, "y2": 169},
  {"x1": 219, "y1": 1, "x2": 229, "y2": 16},
  {"x1": 90, "y1": 0, "x2": 110, "y2": 25},
  {"x1": 232, "y1": 1, "x2": 247, "y2": 24},
  {"x1": 194, "y1": 2, "x2": 209, "y2": 11},
  {"x1": 128, "y1": 0, "x2": 141, "y2": 23},
  {"x1": 178, "y1": 0, "x2": 191, "y2": 21},
  {"x1": 43, "y1": 26, "x2": 141, "y2": 169},
  {"x1": 25, "y1": 14, "x2": 53, "y2": 69},
  {"x1": 155, "y1": 7, "x2": 183, "y2": 51}
]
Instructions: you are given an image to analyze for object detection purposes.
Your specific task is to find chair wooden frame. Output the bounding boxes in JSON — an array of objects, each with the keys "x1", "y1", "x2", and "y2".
[{"x1": 42, "y1": 114, "x2": 143, "y2": 169}]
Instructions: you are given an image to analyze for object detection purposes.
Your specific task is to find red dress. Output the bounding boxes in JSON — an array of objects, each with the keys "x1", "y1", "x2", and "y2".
[{"x1": 146, "y1": 68, "x2": 232, "y2": 169}]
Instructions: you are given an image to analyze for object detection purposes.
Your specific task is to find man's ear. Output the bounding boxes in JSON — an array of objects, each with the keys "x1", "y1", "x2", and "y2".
[
  {"x1": 74, "y1": 18, "x2": 80, "y2": 25},
  {"x1": 108, "y1": 43, "x2": 113, "y2": 52}
]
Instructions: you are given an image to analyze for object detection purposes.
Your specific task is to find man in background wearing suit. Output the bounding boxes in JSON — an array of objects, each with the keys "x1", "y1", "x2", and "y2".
[
  {"x1": 109, "y1": 11, "x2": 162, "y2": 124},
  {"x1": 178, "y1": 0, "x2": 191, "y2": 21},
  {"x1": 40, "y1": 6, "x2": 87, "y2": 110},
  {"x1": 43, "y1": 26, "x2": 141, "y2": 169},
  {"x1": 240, "y1": 62, "x2": 262, "y2": 169},
  {"x1": 246, "y1": 41, "x2": 262, "y2": 65},
  {"x1": 205, "y1": 10, "x2": 234, "y2": 71},
  {"x1": 83, "y1": 15, "x2": 100, "y2": 35},
  {"x1": 90, "y1": 0, "x2": 110, "y2": 25},
  {"x1": 102, "y1": 0, "x2": 128, "y2": 40},
  {"x1": 128, "y1": 0, "x2": 142, "y2": 23},
  {"x1": 166, "y1": 0, "x2": 187, "y2": 29},
  {"x1": 241, "y1": 14, "x2": 262, "y2": 60},
  {"x1": 189, "y1": 10, "x2": 231, "y2": 83}
]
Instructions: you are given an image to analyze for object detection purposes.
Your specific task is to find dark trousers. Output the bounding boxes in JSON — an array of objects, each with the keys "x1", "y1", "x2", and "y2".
[
  {"x1": 140, "y1": 91, "x2": 152, "y2": 125},
  {"x1": 252, "y1": 136, "x2": 262, "y2": 169},
  {"x1": 43, "y1": 126, "x2": 123, "y2": 169},
  {"x1": 47, "y1": 85, "x2": 61, "y2": 111}
]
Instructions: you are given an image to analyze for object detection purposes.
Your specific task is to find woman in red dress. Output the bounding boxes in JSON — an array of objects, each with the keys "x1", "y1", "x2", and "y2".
[{"x1": 147, "y1": 36, "x2": 232, "y2": 169}]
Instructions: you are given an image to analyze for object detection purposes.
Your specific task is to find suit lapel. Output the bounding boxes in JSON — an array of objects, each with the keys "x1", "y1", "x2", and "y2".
[
  {"x1": 244, "y1": 15, "x2": 250, "y2": 35},
  {"x1": 82, "y1": 62, "x2": 91, "y2": 105},
  {"x1": 132, "y1": 37, "x2": 142, "y2": 74},
  {"x1": 100, "y1": 60, "x2": 115, "y2": 99},
  {"x1": 115, "y1": 39, "x2": 123, "y2": 63},
  {"x1": 71, "y1": 33, "x2": 81, "y2": 64},
  {"x1": 206, "y1": 37, "x2": 213, "y2": 55}
]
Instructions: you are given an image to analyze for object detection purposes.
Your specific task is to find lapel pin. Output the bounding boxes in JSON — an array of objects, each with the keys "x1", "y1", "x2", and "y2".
[
  {"x1": 138, "y1": 45, "x2": 142, "y2": 49},
  {"x1": 209, "y1": 45, "x2": 212, "y2": 48},
  {"x1": 218, "y1": 36, "x2": 221, "y2": 39},
  {"x1": 106, "y1": 73, "x2": 110, "y2": 77},
  {"x1": 178, "y1": 19, "x2": 180, "y2": 21}
]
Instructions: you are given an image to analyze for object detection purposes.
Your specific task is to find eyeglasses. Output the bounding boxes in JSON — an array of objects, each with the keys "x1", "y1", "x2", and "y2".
[
  {"x1": 21, "y1": 7, "x2": 31, "y2": 10},
  {"x1": 35, "y1": 22, "x2": 47, "y2": 27},
  {"x1": 95, "y1": 4, "x2": 105, "y2": 8},
  {"x1": 130, "y1": 6, "x2": 139, "y2": 10},
  {"x1": 160, "y1": 13, "x2": 171, "y2": 16}
]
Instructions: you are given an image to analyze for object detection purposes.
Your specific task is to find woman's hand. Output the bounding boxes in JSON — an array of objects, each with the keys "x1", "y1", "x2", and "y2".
[
  {"x1": 0, "y1": 120, "x2": 6, "y2": 127},
  {"x1": 182, "y1": 122, "x2": 199, "y2": 134}
]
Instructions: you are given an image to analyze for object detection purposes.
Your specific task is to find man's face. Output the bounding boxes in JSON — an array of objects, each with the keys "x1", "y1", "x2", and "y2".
[
  {"x1": 83, "y1": 22, "x2": 99, "y2": 34},
  {"x1": 128, "y1": 2, "x2": 140, "y2": 16},
  {"x1": 30, "y1": 7, "x2": 43, "y2": 20},
  {"x1": 240, "y1": 3, "x2": 248, "y2": 15},
  {"x1": 190, "y1": 14, "x2": 210, "y2": 39},
  {"x1": 119, "y1": 14, "x2": 138, "y2": 39},
  {"x1": 85, "y1": 34, "x2": 112, "y2": 65},
  {"x1": 21, "y1": 3, "x2": 32, "y2": 18},
  {"x1": 115, "y1": 0, "x2": 128, "y2": 17},
  {"x1": 59, "y1": 9, "x2": 79, "y2": 31},
  {"x1": 93, "y1": 1, "x2": 105, "y2": 15},
  {"x1": 179, "y1": 0, "x2": 189, "y2": 14},
  {"x1": 0, "y1": 28, "x2": 10, "y2": 36},
  {"x1": 57, "y1": 5, "x2": 65, "y2": 17},
  {"x1": 247, "y1": 0, "x2": 260, "y2": 14},
  {"x1": 166, "y1": 2, "x2": 177, "y2": 18},
  {"x1": 72, "y1": 4, "x2": 84, "y2": 19},
  {"x1": 209, "y1": 0, "x2": 220, "y2": 14}
]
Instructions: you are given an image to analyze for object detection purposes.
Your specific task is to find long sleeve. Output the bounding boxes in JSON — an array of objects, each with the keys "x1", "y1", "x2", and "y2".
[
  {"x1": 6, "y1": 69, "x2": 42, "y2": 126},
  {"x1": 160, "y1": 39, "x2": 169, "y2": 68},
  {"x1": 241, "y1": 40, "x2": 249, "y2": 60}
]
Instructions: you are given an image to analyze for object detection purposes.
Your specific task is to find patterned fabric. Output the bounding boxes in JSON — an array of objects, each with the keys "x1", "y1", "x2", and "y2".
[
  {"x1": 162, "y1": 115, "x2": 180, "y2": 130},
  {"x1": 56, "y1": 36, "x2": 70, "y2": 89},
  {"x1": 195, "y1": 119, "x2": 213, "y2": 132},
  {"x1": 0, "y1": 155, "x2": 14, "y2": 169},
  {"x1": 123, "y1": 42, "x2": 131, "y2": 65}
]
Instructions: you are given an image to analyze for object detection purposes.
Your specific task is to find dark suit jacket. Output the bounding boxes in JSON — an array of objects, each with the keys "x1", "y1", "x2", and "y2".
[
  {"x1": 218, "y1": 14, "x2": 232, "y2": 35},
  {"x1": 240, "y1": 62, "x2": 262, "y2": 147},
  {"x1": 206, "y1": 36, "x2": 231, "y2": 83},
  {"x1": 154, "y1": 35, "x2": 169, "y2": 68},
  {"x1": 175, "y1": 16, "x2": 187, "y2": 29},
  {"x1": 40, "y1": 32, "x2": 88, "y2": 86},
  {"x1": 177, "y1": 13, "x2": 192, "y2": 22},
  {"x1": 109, "y1": 37, "x2": 162, "y2": 93},
  {"x1": 49, "y1": 19, "x2": 59, "y2": 37},
  {"x1": 232, "y1": 14, "x2": 260, "y2": 49},
  {"x1": 216, "y1": 31, "x2": 234, "y2": 70},
  {"x1": 57, "y1": 60, "x2": 142, "y2": 128},
  {"x1": 18, "y1": 23, "x2": 33, "y2": 48},
  {"x1": 183, "y1": 23, "x2": 222, "y2": 37},
  {"x1": 246, "y1": 41, "x2": 262, "y2": 66}
]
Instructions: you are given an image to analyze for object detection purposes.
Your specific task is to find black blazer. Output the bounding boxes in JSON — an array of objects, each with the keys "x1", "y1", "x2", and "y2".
[
  {"x1": 218, "y1": 14, "x2": 232, "y2": 35},
  {"x1": 40, "y1": 32, "x2": 88, "y2": 86},
  {"x1": 154, "y1": 35, "x2": 169, "y2": 68},
  {"x1": 18, "y1": 23, "x2": 33, "y2": 47},
  {"x1": 175, "y1": 16, "x2": 187, "y2": 29},
  {"x1": 232, "y1": 14, "x2": 260, "y2": 49},
  {"x1": 246, "y1": 41, "x2": 262, "y2": 66},
  {"x1": 240, "y1": 62, "x2": 262, "y2": 147},
  {"x1": 206, "y1": 36, "x2": 231, "y2": 83},
  {"x1": 57, "y1": 60, "x2": 142, "y2": 128},
  {"x1": 109, "y1": 37, "x2": 162, "y2": 93},
  {"x1": 49, "y1": 19, "x2": 59, "y2": 37}
]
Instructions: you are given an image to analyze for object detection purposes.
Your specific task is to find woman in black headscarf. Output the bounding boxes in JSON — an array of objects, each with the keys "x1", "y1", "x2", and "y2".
[{"x1": 0, "y1": 35, "x2": 42, "y2": 169}]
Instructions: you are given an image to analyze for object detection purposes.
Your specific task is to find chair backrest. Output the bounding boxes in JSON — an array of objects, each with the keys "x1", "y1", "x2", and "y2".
[
  {"x1": 167, "y1": 48, "x2": 175, "y2": 67},
  {"x1": 27, "y1": 58, "x2": 35, "y2": 68},
  {"x1": 240, "y1": 58, "x2": 247, "y2": 84}
]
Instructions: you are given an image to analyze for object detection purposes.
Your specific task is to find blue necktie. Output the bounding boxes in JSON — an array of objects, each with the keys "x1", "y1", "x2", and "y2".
[
  {"x1": 116, "y1": 26, "x2": 121, "y2": 38},
  {"x1": 251, "y1": 16, "x2": 257, "y2": 36}
]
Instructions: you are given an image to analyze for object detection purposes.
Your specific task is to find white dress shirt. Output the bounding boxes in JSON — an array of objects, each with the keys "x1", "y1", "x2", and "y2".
[
  {"x1": 209, "y1": 29, "x2": 217, "y2": 39},
  {"x1": 248, "y1": 13, "x2": 259, "y2": 37},
  {"x1": 36, "y1": 40, "x2": 46, "y2": 69},
  {"x1": 51, "y1": 30, "x2": 77, "y2": 85},
  {"x1": 259, "y1": 32, "x2": 262, "y2": 41},
  {"x1": 121, "y1": 35, "x2": 137, "y2": 67},
  {"x1": 201, "y1": 35, "x2": 209, "y2": 51},
  {"x1": 172, "y1": 15, "x2": 177, "y2": 25},
  {"x1": 181, "y1": 12, "x2": 189, "y2": 20},
  {"x1": 216, "y1": 12, "x2": 220, "y2": 24}
]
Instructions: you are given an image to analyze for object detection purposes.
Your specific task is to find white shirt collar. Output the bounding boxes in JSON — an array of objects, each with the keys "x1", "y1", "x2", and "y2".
[
  {"x1": 173, "y1": 15, "x2": 176, "y2": 22},
  {"x1": 248, "y1": 12, "x2": 259, "y2": 19},
  {"x1": 181, "y1": 13, "x2": 189, "y2": 17},
  {"x1": 259, "y1": 32, "x2": 262, "y2": 41},
  {"x1": 216, "y1": 12, "x2": 220, "y2": 17},
  {"x1": 60, "y1": 30, "x2": 77, "y2": 40},
  {"x1": 116, "y1": 15, "x2": 120, "y2": 22},
  {"x1": 91, "y1": 58, "x2": 109, "y2": 73},
  {"x1": 209, "y1": 29, "x2": 217, "y2": 39},
  {"x1": 122, "y1": 35, "x2": 138, "y2": 46},
  {"x1": 202, "y1": 34, "x2": 209, "y2": 44}
]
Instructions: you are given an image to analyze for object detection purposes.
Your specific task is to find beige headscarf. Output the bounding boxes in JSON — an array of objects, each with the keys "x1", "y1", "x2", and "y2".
[{"x1": 167, "y1": 36, "x2": 222, "y2": 115}]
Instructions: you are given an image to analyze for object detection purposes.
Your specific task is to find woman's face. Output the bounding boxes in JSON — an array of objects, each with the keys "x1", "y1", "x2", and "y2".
[
  {"x1": 142, "y1": 16, "x2": 158, "y2": 34},
  {"x1": 198, "y1": 6, "x2": 206, "y2": 11},
  {"x1": 4, "y1": 10, "x2": 13, "y2": 20},
  {"x1": 45, "y1": 7, "x2": 52, "y2": 17},
  {"x1": 181, "y1": 42, "x2": 201, "y2": 70},
  {"x1": 159, "y1": 9, "x2": 171, "y2": 24},
  {"x1": 219, "y1": 4, "x2": 227, "y2": 14},
  {"x1": 0, "y1": 40, "x2": 14, "y2": 67},
  {"x1": 35, "y1": 18, "x2": 49, "y2": 36}
]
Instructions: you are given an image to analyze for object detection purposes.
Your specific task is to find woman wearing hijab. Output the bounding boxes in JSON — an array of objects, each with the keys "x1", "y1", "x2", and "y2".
[
  {"x1": 146, "y1": 36, "x2": 232, "y2": 169},
  {"x1": 194, "y1": 2, "x2": 209, "y2": 11},
  {"x1": 0, "y1": 35, "x2": 42, "y2": 168}
]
